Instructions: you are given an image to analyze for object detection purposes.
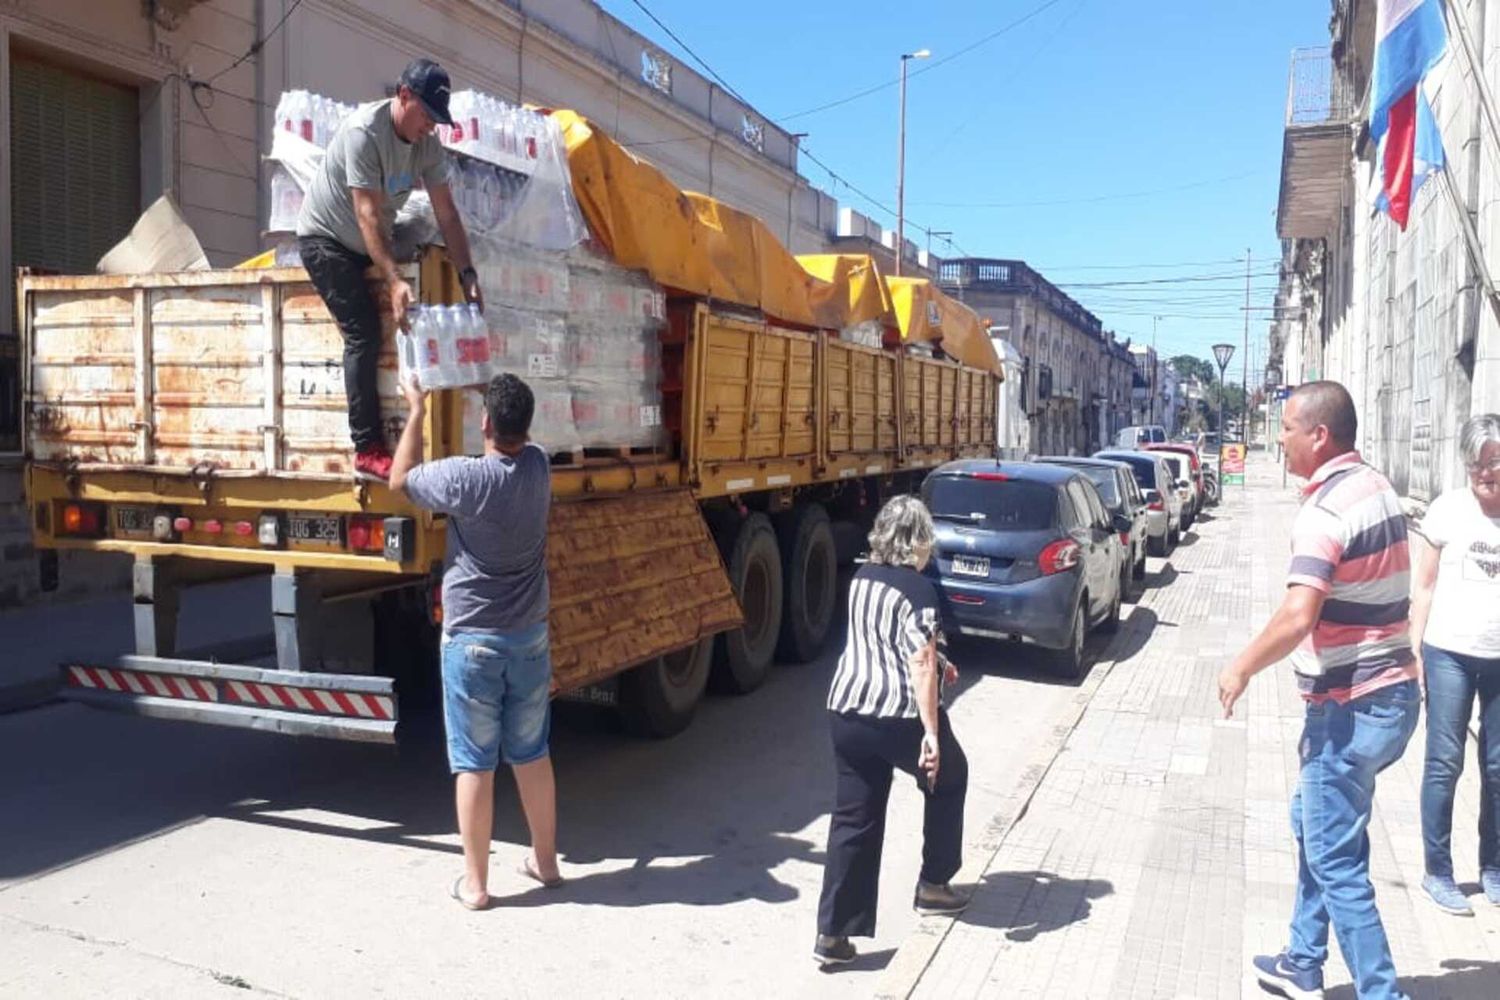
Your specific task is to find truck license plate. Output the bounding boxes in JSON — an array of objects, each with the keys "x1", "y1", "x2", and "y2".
[
  {"x1": 114, "y1": 506, "x2": 153, "y2": 538},
  {"x1": 952, "y1": 555, "x2": 989, "y2": 578},
  {"x1": 288, "y1": 514, "x2": 343, "y2": 547}
]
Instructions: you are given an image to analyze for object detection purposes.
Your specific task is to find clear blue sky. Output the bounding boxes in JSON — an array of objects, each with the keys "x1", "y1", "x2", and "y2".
[{"x1": 601, "y1": 0, "x2": 1329, "y2": 379}]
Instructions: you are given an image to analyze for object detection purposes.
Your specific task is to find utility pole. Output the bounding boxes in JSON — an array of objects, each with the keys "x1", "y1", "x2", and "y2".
[
  {"x1": 1242, "y1": 249, "x2": 1251, "y2": 441},
  {"x1": 1151, "y1": 315, "x2": 1159, "y2": 425},
  {"x1": 895, "y1": 49, "x2": 930, "y2": 277}
]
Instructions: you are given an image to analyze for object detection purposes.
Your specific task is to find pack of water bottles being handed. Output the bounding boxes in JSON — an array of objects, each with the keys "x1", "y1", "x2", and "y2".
[{"x1": 396, "y1": 304, "x2": 495, "y2": 391}]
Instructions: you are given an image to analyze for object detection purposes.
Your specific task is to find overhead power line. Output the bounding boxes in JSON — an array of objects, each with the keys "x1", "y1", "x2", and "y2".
[
  {"x1": 777, "y1": 0, "x2": 1069, "y2": 123},
  {"x1": 1057, "y1": 270, "x2": 1280, "y2": 289}
]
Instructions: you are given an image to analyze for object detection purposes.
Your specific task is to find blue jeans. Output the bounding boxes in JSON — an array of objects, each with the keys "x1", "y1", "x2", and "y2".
[
  {"x1": 1286, "y1": 680, "x2": 1419, "y2": 1000},
  {"x1": 1420, "y1": 642, "x2": 1500, "y2": 878},
  {"x1": 440, "y1": 623, "x2": 552, "y2": 773}
]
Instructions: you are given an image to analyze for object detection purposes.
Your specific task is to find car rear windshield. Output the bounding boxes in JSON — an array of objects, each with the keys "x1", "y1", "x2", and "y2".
[
  {"x1": 1098, "y1": 454, "x2": 1154, "y2": 492},
  {"x1": 1080, "y1": 470, "x2": 1120, "y2": 506},
  {"x1": 925, "y1": 476, "x2": 1056, "y2": 530}
]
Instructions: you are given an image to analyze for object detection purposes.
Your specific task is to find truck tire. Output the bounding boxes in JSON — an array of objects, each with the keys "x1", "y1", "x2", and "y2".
[
  {"x1": 774, "y1": 504, "x2": 838, "y2": 664},
  {"x1": 618, "y1": 634, "x2": 713, "y2": 738},
  {"x1": 711, "y1": 513, "x2": 783, "y2": 694}
]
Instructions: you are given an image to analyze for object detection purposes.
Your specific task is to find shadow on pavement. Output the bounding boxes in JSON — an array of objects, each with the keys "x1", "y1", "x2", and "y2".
[
  {"x1": 1175, "y1": 530, "x2": 1201, "y2": 547},
  {"x1": 957, "y1": 869, "x2": 1113, "y2": 941},
  {"x1": 1148, "y1": 562, "x2": 1181, "y2": 588},
  {"x1": 1325, "y1": 958, "x2": 1500, "y2": 1000},
  {"x1": 817, "y1": 947, "x2": 896, "y2": 975}
]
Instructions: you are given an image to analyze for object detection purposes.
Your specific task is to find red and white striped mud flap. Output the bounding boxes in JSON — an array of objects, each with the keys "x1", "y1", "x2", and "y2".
[{"x1": 60, "y1": 655, "x2": 397, "y2": 744}]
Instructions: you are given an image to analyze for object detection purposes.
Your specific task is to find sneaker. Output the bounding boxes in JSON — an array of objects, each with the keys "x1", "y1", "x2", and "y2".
[
  {"x1": 812, "y1": 934, "x2": 855, "y2": 966},
  {"x1": 354, "y1": 445, "x2": 393, "y2": 481},
  {"x1": 1250, "y1": 952, "x2": 1324, "y2": 1000},
  {"x1": 1421, "y1": 873, "x2": 1474, "y2": 916},
  {"x1": 913, "y1": 880, "x2": 971, "y2": 917},
  {"x1": 1481, "y1": 869, "x2": 1500, "y2": 906}
]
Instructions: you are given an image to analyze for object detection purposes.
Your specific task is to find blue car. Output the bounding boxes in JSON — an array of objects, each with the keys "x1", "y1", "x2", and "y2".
[{"x1": 920, "y1": 460, "x2": 1127, "y2": 679}]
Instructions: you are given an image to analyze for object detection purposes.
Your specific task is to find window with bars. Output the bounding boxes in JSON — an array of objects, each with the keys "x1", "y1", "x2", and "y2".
[{"x1": 9, "y1": 55, "x2": 141, "y2": 275}]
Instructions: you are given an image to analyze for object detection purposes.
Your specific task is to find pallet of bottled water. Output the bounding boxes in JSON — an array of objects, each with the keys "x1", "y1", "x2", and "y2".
[
  {"x1": 273, "y1": 90, "x2": 356, "y2": 148},
  {"x1": 439, "y1": 91, "x2": 549, "y2": 177}
]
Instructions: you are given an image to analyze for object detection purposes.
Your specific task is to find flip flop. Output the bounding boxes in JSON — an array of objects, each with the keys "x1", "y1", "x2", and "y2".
[
  {"x1": 449, "y1": 875, "x2": 488, "y2": 911},
  {"x1": 518, "y1": 856, "x2": 564, "y2": 889}
]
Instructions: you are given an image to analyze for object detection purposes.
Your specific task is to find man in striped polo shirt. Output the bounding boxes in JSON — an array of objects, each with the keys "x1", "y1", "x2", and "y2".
[{"x1": 1218, "y1": 381, "x2": 1419, "y2": 1000}]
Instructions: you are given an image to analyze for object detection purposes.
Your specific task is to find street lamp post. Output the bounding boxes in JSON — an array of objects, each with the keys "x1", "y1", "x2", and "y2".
[
  {"x1": 1212, "y1": 343, "x2": 1235, "y2": 444},
  {"x1": 895, "y1": 48, "x2": 929, "y2": 277}
]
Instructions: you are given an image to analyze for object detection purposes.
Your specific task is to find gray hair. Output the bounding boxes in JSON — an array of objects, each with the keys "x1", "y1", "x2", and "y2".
[
  {"x1": 868, "y1": 495, "x2": 935, "y2": 568},
  {"x1": 1460, "y1": 413, "x2": 1500, "y2": 468}
]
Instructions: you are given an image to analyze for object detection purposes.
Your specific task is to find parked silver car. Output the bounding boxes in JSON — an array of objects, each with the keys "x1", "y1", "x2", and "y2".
[{"x1": 1093, "y1": 450, "x2": 1183, "y2": 555}]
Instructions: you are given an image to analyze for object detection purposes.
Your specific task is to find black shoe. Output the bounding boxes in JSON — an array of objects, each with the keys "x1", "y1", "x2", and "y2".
[
  {"x1": 813, "y1": 934, "x2": 856, "y2": 966},
  {"x1": 914, "y1": 880, "x2": 971, "y2": 916}
]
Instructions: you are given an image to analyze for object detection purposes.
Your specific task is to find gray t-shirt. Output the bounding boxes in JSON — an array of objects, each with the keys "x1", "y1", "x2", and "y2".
[
  {"x1": 296, "y1": 99, "x2": 449, "y2": 256},
  {"x1": 404, "y1": 445, "x2": 551, "y2": 634}
]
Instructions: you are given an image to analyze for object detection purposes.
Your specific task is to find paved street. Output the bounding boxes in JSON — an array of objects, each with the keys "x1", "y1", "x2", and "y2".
[
  {"x1": 6, "y1": 455, "x2": 1496, "y2": 999},
  {"x1": 0, "y1": 550, "x2": 1130, "y2": 997},
  {"x1": 882, "y1": 456, "x2": 1500, "y2": 999}
]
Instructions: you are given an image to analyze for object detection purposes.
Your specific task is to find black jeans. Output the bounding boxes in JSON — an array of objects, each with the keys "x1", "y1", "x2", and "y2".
[
  {"x1": 817, "y1": 708, "x2": 968, "y2": 938},
  {"x1": 298, "y1": 235, "x2": 383, "y2": 450}
]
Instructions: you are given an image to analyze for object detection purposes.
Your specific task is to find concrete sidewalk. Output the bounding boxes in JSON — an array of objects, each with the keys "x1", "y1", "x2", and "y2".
[{"x1": 881, "y1": 455, "x2": 1500, "y2": 999}]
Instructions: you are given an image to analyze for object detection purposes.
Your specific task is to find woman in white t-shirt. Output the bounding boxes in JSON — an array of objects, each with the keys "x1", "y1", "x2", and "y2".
[{"x1": 1412, "y1": 413, "x2": 1500, "y2": 916}]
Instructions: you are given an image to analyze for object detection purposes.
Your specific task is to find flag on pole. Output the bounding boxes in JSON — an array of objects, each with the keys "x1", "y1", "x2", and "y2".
[{"x1": 1369, "y1": 0, "x2": 1449, "y2": 229}]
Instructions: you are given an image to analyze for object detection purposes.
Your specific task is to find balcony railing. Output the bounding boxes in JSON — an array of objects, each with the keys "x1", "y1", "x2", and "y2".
[{"x1": 1285, "y1": 47, "x2": 1356, "y2": 127}]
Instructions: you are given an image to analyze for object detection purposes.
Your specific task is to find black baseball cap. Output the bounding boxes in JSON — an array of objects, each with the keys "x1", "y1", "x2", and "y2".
[{"x1": 399, "y1": 58, "x2": 453, "y2": 126}]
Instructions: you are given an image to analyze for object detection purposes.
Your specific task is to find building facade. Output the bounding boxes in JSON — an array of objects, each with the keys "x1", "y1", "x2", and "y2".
[
  {"x1": 938, "y1": 258, "x2": 1136, "y2": 455},
  {"x1": 1273, "y1": 0, "x2": 1500, "y2": 502}
]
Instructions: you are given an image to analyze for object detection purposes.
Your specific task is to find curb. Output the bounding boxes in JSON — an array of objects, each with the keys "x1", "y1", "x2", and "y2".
[{"x1": 874, "y1": 604, "x2": 1150, "y2": 1000}]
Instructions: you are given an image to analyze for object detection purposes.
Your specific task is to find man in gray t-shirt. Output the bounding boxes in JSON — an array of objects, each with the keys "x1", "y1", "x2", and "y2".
[
  {"x1": 296, "y1": 58, "x2": 482, "y2": 481},
  {"x1": 391, "y1": 371, "x2": 560, "y2": 909}
]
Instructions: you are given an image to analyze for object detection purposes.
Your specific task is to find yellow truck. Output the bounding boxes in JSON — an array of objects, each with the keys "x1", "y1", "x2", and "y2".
[{"x1": 20, "y1": 111, "x2": 1000, "y2": 743}]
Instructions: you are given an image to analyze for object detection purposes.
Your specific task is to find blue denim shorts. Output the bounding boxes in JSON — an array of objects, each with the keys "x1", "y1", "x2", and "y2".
[{"x1": 440, "y1": 622, "x2": 552, "y2": 773}]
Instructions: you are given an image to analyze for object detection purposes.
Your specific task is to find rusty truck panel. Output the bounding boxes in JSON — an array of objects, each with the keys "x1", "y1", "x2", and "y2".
[
  {"x1": 28, "y1": 286, "x2": 142, "y2": 465},
  {"x1": 548, "y1": 489, "x2": 742, "y2": 692}
]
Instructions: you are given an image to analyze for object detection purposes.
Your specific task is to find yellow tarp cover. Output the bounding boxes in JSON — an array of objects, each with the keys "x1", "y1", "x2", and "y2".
[
  {"x1": 556, "y1": 110, "x2": 849, "y2": 330},
  {"x1": 795, "y1": 254, "x2": 896, "y2": 328},
  {"x1": 554, "y1": 110, "x2": 999, "y2": 376},
  {"x1": 887, "y1": 276, "x2": 1000, "y2": 374}
]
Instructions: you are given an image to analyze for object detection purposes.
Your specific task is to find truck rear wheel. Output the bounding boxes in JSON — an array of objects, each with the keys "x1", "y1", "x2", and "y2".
[
  {"x1": 711, "y1": 512, "x2": 783, "y2": 694},
  {"x1": 775, "y1": 503, "x2": 837, "y2": 664},
  {"x1": 618, "y1": 634, "x2": 713, "y2": 738}
]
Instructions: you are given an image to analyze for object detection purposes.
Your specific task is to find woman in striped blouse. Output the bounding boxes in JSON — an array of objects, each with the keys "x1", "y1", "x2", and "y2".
[{"x1": 814, "y1": 495, "x2": 970, "y2": 967}]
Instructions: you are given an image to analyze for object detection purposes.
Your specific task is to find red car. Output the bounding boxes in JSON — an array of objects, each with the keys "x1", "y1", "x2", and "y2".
[{"x1": 1144, "y1": 443, "x2": 1204, "y2": 525}]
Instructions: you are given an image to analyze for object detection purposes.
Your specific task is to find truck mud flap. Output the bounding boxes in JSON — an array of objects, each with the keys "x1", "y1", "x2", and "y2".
[{"x1": 60, "y1": 656, "x2": 396, "y2": 744}]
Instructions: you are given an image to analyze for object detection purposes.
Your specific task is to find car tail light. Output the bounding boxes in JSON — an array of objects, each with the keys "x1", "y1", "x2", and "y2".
[
  {"x1": 1148, "y1": 500, "x2": 1164, "y2": 512},
  {"x1": 951, "y1": 594, "x2": 985, "y2": 605},
  {"x1": 58, "y1": 502, "x2": 105, "y2": 538},
  {"x1": 971, "y1": 471, "x2": 1009, "y2": 481},
  {"x1": 346, "y1": 516, "x2": 385, "y2": 553},
  {"x1": 1038, "y1": 538, "x2": 1081, "y2": 575},
  {"x1": 1119, "y1": 531, "x2": 1130, "y2": 545}
]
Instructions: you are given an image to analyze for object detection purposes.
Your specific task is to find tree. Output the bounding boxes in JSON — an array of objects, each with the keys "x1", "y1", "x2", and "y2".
[{"x1": 1170, "y1": 354, "x2": 1217, "y2": 384}]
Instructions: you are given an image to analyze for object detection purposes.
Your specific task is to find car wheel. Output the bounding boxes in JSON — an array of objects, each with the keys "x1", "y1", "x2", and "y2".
[
  {"x1": 1132, "y1": 544, "x2": 1147, "y2": 582},
  {"x1": 1148, "y1": 531, "x2": 1166, "y2": 557},
  {"x1": 1054, "y1": 602, "x2": 1089, "y2": 680}
]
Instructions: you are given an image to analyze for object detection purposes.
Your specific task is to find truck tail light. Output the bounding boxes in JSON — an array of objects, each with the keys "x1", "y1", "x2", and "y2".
[
  {"x1": 173, "y1": 516, "x2": 194, "y2": 533},
  {"x1": 1038, "y1": 539, "x2": 1081, "y2": 575},
  {"x1": 58, "y1": 502, "x2": 105, "y2": 538},
  {"x1": 346, "y1": 516, "x2": 385, "y2": 553},
  {"x1": 202, "y1": 519, "x2": 224, "y2": 535},
  {"x1": 232, "y1": 520, "x2": 255, "y2": 537}
]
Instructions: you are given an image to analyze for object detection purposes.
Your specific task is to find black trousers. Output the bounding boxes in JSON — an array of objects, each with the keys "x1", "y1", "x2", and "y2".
[
  {"x1": 298, "y1": 235, "x2": 383, "y2": 450},
  {"x1": 817, "y1": 708, "x2": 968, "y2": 938}
]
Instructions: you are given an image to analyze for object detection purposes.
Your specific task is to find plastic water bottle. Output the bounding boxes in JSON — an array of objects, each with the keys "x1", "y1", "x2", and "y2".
[
  {"x1": 410, "y1": 306, "x2": 440, "y2": 390},
  {"x1": 464, "y1": 303, "x2": 491, "y2": 384}
]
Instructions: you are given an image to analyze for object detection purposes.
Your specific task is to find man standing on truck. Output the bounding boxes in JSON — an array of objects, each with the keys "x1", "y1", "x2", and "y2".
[
  {"x1": 391, "y1": 372, "x2": 559, "y2": 910},
  {"x1": 297, "y1": 57, "x2": 483, "y2": 481}
]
